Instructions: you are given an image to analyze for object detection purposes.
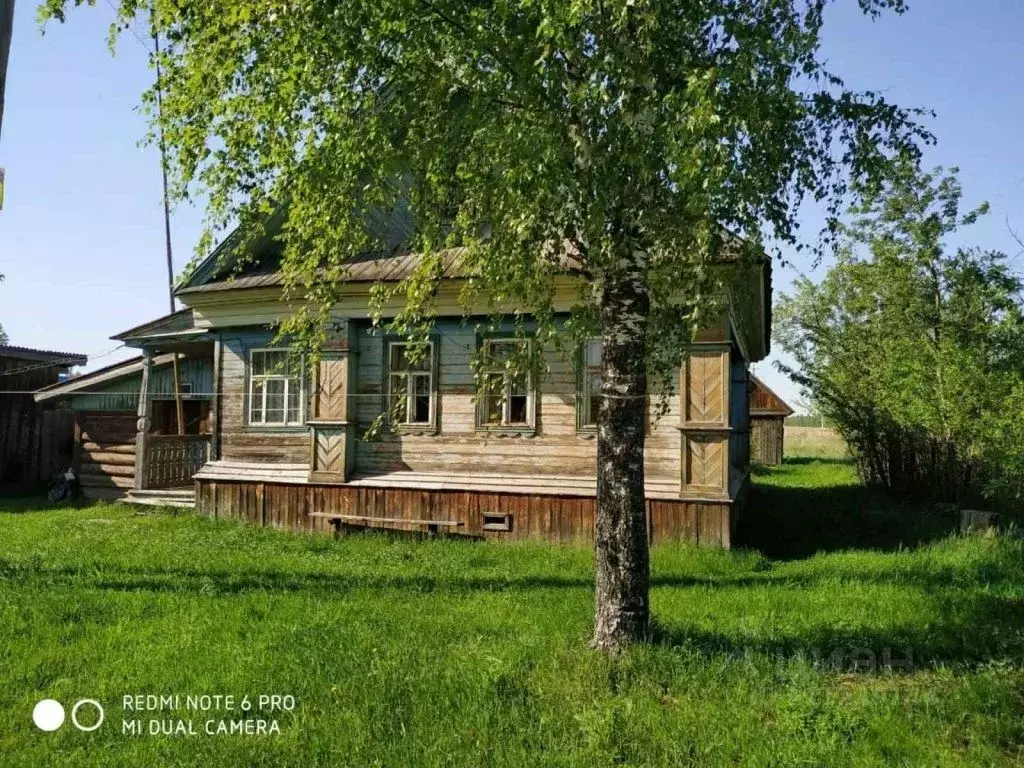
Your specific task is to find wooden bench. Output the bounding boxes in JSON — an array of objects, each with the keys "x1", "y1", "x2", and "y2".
[{"x1": 308, "y1": 512, "x2": 465, "y2": 538}]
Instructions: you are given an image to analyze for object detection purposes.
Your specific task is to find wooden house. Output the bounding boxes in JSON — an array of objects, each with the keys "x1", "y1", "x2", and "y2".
[
  {"x1": 748, "y1": 374, "x2": 794, "y2": 466},
  {"x1": 0, "y1": 345, "x2": 86, "y2": 488},
  {"x1": 36, "y1": 236, "x2": 772, "y2": 547}
]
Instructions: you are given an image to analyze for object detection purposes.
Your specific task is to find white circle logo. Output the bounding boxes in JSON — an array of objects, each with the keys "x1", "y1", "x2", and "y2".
[
  {"x1": 32, "y1": 699, "x2": 66, "y2": 732},
  {"x1": 71, "y1": 699, "x2": 105, "y2": 732}
]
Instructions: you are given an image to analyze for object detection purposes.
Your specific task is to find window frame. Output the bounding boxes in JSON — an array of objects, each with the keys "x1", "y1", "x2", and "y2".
[
  {"x1": 475, "y1": 336, "x2": 537, "y2": 435},
  {"x1": 384, "y1": 338, "x2": 439, "y2": 434},
  {"x1": 577, "y1": 338, "x2": 602, "y2": 434},
  {"x1": 246, "y1": 347, "x2": 307, "y2": 430}
]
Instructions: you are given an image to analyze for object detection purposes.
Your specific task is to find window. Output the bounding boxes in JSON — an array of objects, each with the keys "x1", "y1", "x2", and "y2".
[
  {"x1": 248, "y1": 349, "x2": 304, "y2": 427},
  {"x1": 387, "y1": 341, "x2": 436, "y2": 428},
  {"x1": 578, "y1": 339, "x2": 602, "y2": 430},
  {"x1": 478, "y1": 339, "x2": 535, "y2": 429}
]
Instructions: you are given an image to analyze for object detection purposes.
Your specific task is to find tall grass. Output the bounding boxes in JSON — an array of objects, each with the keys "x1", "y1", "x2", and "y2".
[{"x1": 784, "y1": 426, "x2": 848, "y2": 459}]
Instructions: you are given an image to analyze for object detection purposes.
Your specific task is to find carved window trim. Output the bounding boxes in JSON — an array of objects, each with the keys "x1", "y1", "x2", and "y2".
[
  {"x1": 384, "y1": 338, "x2": 440, "y2": 435},
  {"x1": 576, "y1": 338, "x2": 602, "y2": 435},
  {"x1": 247, "y1": 348, "x2": 306, "y2": 429},
  {"x1": 475, "y1": 337, "x2": 537, "y2": 436}
]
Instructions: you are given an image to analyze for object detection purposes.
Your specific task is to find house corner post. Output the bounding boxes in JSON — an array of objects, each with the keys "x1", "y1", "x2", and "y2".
[
  {"x1": 678, "y1": 310, "x2": 732, "y2": 501},
  {"x1": 308, "y1": 320, "x2": 356, "y2": 483},
  {"x1": 209, "y1": 338, "x2": 222, "y2": 462},
  {"x1": 133, "y1": 350, "x2": 154, "y2": 491}
]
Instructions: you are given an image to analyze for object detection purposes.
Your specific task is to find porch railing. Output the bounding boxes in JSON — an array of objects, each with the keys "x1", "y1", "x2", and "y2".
[{"x1": 145, "y1": 434, "x2": 211, "y2": 489}]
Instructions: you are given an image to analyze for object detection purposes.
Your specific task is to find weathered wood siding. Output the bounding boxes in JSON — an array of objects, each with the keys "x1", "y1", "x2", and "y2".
[
  {"x1": 67, "y1": 357, "x2": 214, "y2": 412},
  {"x1": 199, "y1": 312, "x2": 751, "y2": 547},
  {"x1": 219, "y1": 330, "x2": 309, "y2": 464},
  {"x1": 352, "y1": 320, "x2": 681, "y2": 481},
  {"x1": 750, "y1": 416, "x2": 785, "y2": 466},
  {"x1": 75, "y1": 411, "x2": 137, "y2": 499},
  {"x1": 187, "y1": 279, "x2": 585, "y2": 330},
  {"x1": 750, "y1": 380, "x2": 790, "y2": 413},
  {"x1": 196, "y1": 479, "x2": 735, "y2": 547},
  {"x1": 0, "y1": 357, "x2": 75, "y2": 489}
]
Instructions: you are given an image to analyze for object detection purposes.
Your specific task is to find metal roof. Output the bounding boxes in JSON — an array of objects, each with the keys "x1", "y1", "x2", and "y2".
[
  {"x1": 176, "y1": 248, "x2": 473, "y2": 295},
  {"x1": 175, "y1": 198, "x2": 418, "y2": 295},
  {"x1": 111, "y1": 308, "x2": 200, "y2": 342},
  {"x1": 0, "y1": 345, "x2": 87, "y2": 367}
]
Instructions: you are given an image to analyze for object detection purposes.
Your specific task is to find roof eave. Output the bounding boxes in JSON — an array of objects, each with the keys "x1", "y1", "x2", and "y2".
[
  {"x1": 0, "y1": 347, "x2": 88, "y2": 367},
  {"x1": 110, "y1": 308, "x2": 199, "y2": 343}
]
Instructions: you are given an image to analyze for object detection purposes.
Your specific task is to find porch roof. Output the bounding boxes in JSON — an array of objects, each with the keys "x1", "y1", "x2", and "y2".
[
  {"x1": 111, "y1": 308, "x2": 209, "y2": 346},
  {"x1": 33, "y1": 352, "x2": 178, "y2": 403}
]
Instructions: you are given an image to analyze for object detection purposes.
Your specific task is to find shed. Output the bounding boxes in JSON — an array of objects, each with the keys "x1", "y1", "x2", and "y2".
[
  {"x1": 748, "y1": 374, "x2": 794, "y2": 466},
  {"x1": 0, "y1": 345, "x2": 87, "y2": 487}
]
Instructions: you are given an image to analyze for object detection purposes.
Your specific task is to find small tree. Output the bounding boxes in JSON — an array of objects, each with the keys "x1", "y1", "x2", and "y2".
[
  {"x1": 44, "y1": 0, "x2": 928, "y2": 651},
  {"x1": 777, "y1": 161, "x2": 1024, "y2": 508}
]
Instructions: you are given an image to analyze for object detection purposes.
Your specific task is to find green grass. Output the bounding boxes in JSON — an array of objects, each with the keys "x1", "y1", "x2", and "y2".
[
  {"x1": 1, "y1": 460, "x2": 1023, "y2": 766},
  {"x1": 741, "y1": 449, "x2": 962, "y2": 558}
]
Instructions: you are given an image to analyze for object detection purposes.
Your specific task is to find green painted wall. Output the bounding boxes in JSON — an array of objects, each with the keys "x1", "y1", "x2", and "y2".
[{"x1": 68, "y1": 357, "x2": 213, "y2": 412}]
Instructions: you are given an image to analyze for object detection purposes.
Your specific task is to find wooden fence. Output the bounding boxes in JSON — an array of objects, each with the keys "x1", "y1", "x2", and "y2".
[
  {"x1": 0, "y1": 406, "x2": 76, "y2": 489},
  {"x1": 0, "y1": 355, "x2": 77, "y2": 490},
  {"x1": 146, "y1": 434, "x2": 210, "y2": 489}
]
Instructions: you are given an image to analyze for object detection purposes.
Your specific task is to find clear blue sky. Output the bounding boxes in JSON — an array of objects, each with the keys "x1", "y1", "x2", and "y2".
[{"x1": 1, "y1": 1, "x2": 1022, "y2": 410}]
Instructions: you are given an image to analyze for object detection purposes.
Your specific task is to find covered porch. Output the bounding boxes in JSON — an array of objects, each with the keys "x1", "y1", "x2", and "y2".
[{"x1": 114, "y1": 309, "x2": 217, "y2": 506}]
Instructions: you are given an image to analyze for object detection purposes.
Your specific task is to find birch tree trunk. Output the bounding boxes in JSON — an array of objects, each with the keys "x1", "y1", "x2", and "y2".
[{"x1": 593, "y1": 262, "x2": 651, "y2": 653}]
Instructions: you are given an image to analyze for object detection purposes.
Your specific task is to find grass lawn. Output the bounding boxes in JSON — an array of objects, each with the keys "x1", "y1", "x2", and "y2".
[{"x1": 1, "y1": 450, "x2": 1023, "y2": 766}]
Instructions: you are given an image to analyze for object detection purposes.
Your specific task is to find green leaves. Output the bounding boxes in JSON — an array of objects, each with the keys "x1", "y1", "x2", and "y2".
[
  {"x1": 778, "y1": 163, "x2": 1024, "y2": 511},
  {"x1": 42, "y1": 0, "x2": 928, "y2": 384}
]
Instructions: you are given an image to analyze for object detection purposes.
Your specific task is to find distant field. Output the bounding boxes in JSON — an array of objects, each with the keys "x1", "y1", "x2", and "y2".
[
  {"x1": 785, "y1": 425, "x2": 848, "y2": 459},
  {"x1": 2, "y1": 456, "x2": 1023, "y2": 766}
]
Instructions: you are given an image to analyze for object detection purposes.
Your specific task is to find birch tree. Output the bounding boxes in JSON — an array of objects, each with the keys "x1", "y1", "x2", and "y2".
[{"x1": 43, "y1": 0, "x2": 928, "y2": 652}]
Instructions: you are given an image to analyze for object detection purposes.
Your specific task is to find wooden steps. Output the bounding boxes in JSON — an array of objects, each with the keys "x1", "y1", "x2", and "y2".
[{"x1": 121, "y1": 488, "x2": 196, "y2": 509}]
